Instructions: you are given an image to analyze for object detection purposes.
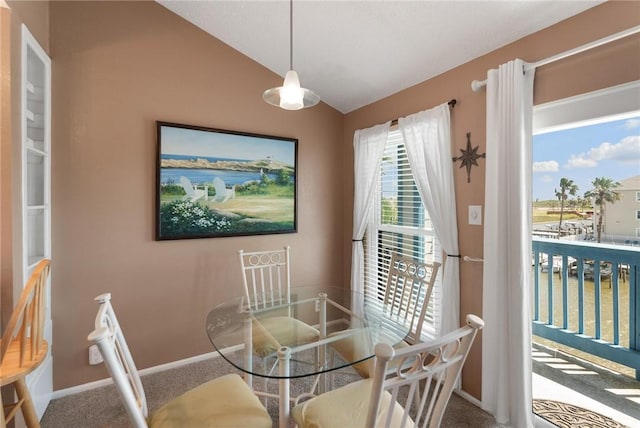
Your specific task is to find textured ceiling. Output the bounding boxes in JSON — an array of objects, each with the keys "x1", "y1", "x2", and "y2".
[{"x1": 157, "y1": 0, "x2": 603, "y2": 113}]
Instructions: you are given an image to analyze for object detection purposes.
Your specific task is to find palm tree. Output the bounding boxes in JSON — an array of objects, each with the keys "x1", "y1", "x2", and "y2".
[
  {"x1": 555, "y1": 178, "x2": 578, "y2": 233},
  {"x1": 584, "y1": 177, "x2": 621, "y2": 243}
]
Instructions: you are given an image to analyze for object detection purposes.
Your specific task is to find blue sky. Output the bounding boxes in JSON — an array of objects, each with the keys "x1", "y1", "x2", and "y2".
[{"x1": 532, "y1": 115, "x2": 640, "y2": 201}]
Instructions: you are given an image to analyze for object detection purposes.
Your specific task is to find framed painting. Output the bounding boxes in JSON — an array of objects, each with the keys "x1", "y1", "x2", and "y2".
[{"x1": 156, "y1": 121, "x2": 297, "y2": 240}]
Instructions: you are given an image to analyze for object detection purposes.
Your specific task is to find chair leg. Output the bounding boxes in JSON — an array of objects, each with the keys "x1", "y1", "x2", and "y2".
[
  {"x1": 1, "y1": 396, "x2": 6, "y2": 428},
  {"x1": 14, "y1": 378, "x2": 40, "y2": 428}
]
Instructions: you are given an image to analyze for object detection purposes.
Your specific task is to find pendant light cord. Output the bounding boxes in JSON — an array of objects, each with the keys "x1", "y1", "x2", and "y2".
[{"x1": 289, "y1": 0, "x2": 293, "y2": 70}]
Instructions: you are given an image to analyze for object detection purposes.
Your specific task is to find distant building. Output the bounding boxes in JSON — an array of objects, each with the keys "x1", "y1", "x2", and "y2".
[{"x1": 603, "y1": 175, "x2": 640, "y2": 241}]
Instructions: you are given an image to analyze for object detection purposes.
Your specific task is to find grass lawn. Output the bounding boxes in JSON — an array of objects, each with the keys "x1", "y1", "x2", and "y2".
[
  {"x1": 213, "y1": 195, "x2": 294, "y2": 222},
  {"x1": 532, "y1": 212, "x2": 584, "y2": 223},
  {"x1": 532, "y1": 202, "x2": 590, "y2": 224}
]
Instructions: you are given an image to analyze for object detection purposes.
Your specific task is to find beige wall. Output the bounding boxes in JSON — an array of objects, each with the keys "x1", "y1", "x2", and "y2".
[
  {"x1": 48, "y1": 0, "x2": 344, "y2": 389},
  {"x1": 3, "y1": 0, "x2": 639, "y2": 400},
  {"x1": 343, "y1": 1, "x2": 640, "y2": 399}
]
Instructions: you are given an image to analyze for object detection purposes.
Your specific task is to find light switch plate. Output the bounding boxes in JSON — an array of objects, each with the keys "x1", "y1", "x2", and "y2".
[{"x1": 469, "y1": 205, "x2": 482, "y2": 225}]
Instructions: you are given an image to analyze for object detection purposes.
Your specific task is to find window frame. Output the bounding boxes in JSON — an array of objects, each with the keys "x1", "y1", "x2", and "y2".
[{"x1": 363, "y1": 128, "x2": 442, "y2": 339}]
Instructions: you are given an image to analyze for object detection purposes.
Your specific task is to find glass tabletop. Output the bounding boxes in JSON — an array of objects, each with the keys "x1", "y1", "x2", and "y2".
[{"x1": 205, "y1": 286, "x2": 410, "y2": 379}]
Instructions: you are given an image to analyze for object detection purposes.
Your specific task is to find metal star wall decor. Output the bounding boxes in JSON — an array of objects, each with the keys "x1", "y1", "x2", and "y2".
[{"x1": 452, "y1": 132, "x2": 485, "y2": 183}]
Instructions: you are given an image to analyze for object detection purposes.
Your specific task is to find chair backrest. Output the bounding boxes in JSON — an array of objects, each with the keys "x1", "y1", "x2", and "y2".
[
  {"x1": 87, "y1": 293, "x2": 148, "y2": 428},
  {"x1": 238, "y1": 246, "x2": 291, "y2": 312},
  {"x1": 0, "y1": 259, "x2": 51, "y2": 367},
  {"x1": 382, "y1": 254, "x2": 441, "y2": 344},
  {"x1": 213, "y1": 177, "x2": 226, "y2": 193},
  {"x1": 179, "y1": 176, "x2": 195, "y2": 197},
  {"x1": 366, "y1": 314, "x2": 484, "y2": 428}
]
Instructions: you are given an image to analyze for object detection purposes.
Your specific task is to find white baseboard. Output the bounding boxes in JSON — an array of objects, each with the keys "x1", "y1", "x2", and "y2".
[
  {"x1": 454, "y1": 388, "x2": 483, "y2": 408},
  {"x1": 51, "y1": 349, "x2": 233, "y2": 400}
]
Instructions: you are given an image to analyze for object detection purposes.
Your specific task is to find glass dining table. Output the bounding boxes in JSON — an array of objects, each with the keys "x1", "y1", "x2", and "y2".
[{"x1": 205, "y1": 286, "x2": 410, "y2": 428}]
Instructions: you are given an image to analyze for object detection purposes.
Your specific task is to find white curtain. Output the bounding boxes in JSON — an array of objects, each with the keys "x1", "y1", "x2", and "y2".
[
  {"x1": 399, "y1": 103, "x2": 459, "y2": 336},
  {"x1": 481, "y1": 59, "x2": 535, "y2": 427},
  {"x1": 351, "y1": 122, "x2": 391, "y2": 312}
]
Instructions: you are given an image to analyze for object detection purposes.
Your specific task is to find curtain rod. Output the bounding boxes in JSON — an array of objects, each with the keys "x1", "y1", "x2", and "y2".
[
  {"x1": 471, "y1": 24, "x2": 640, "y2": 92},
  {"x1": 390, "y1": 99, "x2": 456, "y2": 126}
]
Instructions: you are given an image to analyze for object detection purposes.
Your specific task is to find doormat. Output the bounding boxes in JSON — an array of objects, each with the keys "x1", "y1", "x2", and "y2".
[{"x1": 533, "y1": 399, "x2": 628, "y2": 428}]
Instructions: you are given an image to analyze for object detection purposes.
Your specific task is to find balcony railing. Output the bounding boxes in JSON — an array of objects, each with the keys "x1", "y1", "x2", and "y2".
[{"x1": 532, "y1": 238, "x2": 640, "y2": 380}]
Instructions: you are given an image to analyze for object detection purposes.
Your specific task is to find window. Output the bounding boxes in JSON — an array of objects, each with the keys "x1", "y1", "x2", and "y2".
[
  {"x1": 636, "y1": 228, "x2": 640, "y2": 238},
  {"x1": 636, "y1": 210, "x2": 640, "y2": 221},
  {"x1": 363, "y1": 128, "x2": 442, "y2": 339},
  {"x1": 533, "y1": 81, "x2": 640, "y2": 243}
]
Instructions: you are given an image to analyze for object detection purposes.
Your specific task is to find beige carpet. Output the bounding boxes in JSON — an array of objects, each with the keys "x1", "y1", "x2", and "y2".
[
  {"x1": 533, "y1": 399, "x2": 629, "y2": 428},
  {"x1": 41, "y1": 355, "x2": 497, "y2": 428}
]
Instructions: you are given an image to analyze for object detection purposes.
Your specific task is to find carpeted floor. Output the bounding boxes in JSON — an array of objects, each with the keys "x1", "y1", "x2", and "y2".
[
  {"x1": 41, "y1": 355, "x2": 497, "y2": 428},
  {"x1": 533, "y1": 399, "x2": 629, "y2": 428},
  {"x1": 41, "y1": 355, "x2": 632, "y2": 428}
]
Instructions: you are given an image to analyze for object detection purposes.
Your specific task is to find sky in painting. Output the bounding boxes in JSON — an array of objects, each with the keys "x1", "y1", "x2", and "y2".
[
  {"x1": 532, "y1": 115, "x2": 640, "y2": 201},
  {"x1": 160, "y1": 125, "x2": 296, "y2": 166}
]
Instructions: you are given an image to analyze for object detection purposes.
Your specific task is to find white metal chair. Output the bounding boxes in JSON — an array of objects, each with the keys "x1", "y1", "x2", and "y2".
[
  {"x1": 292, "y1": 314, "x2": 484, "y2": 428},
  {"x1": 87, "y1": 293, "x2": 272, "y2": 428},
  {"x1": 331, "y1": 254, "x2": 441, "y2": 378},
  {"x1": 238, "y1": 246, "x2": 319, "y2": 357}
]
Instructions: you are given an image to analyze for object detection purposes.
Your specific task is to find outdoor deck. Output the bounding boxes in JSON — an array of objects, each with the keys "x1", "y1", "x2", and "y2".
[
  {"x1": 533, "y1": 342, "x2": 640, "y2": 427},
  {"x1": 531, "y1": 237, "x2": 640, "y2": 425}
]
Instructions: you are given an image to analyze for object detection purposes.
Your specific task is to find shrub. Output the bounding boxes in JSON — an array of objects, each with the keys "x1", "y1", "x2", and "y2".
[
  {"x1": 276, "y1": 169, "x2": 292, "y2": 186},
  {"x1": 161, "y1": 183, "x2": 186, "y2": 196},
  {"x1": 160, "y1": 200, "x2": 231, "y2": 236},
  {"x1": 236, "y1": 181, "x2": 268, "y2": 195}
]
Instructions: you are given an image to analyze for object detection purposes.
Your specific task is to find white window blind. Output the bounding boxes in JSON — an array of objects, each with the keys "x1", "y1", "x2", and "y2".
[{"x1": 363, "y1": 128, "x2": 442, "y2": 339}]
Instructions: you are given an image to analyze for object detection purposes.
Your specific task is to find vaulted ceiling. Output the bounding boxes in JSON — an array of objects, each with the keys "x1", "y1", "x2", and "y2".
[{"x1": 158, "y1": 1, "x2": 603, "y2": 113}]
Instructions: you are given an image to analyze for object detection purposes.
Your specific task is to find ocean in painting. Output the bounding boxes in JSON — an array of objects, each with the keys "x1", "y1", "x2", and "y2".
[
  {"x1": 161, "y1": 168, "x2": 277, "y2": 186},
  {"x1": 160, "y1": 154, "x2": 295, "y2": 186}
]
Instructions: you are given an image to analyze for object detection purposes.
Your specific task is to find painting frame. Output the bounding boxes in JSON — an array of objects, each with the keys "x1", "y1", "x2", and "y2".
[{"x1": 156, "y1": 121, "x2": 298, "y2": 240}]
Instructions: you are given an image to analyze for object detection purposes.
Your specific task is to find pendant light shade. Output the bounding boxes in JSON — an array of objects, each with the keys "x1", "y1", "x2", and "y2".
[
  {"x1": 263, "y1": 0, "x2": 319, "y2": 110},
  {"x1": 263, "y1": 70, "x2": 320, "y2": 110}
]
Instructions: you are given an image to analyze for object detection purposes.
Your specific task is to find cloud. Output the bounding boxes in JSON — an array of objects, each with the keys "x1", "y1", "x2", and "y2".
[
  {"x1": 564, "y1": 135, "x2": 640, "y2": 168},
  {"x1": 532, "y1": 160, "x2": 559, "y2": 172},
  {"x1": 623, "y1": 118, "x2": 640, "y2": 129},
  {"x1": 540, "y1": 175, "x2": 554, "y2": 183},
  {"x1": 565, "y1": 154, "x2": 598, "y2": 168},
  {"x1": 587, "y1": 135, "x2": 640, "y2": 163}
]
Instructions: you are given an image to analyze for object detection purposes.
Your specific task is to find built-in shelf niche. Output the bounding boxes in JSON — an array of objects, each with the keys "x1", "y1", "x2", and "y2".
[
  {"x1": 22, "y1": 30, "x2": 50, "y2": 275},
  {"x1": 21, "y1": 23, "x2": 53, "y2": 419}
]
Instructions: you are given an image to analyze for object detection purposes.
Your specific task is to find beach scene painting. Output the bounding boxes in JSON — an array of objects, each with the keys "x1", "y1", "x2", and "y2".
[{"x1": 156, "y1": 122, "x2": 297, "y2": 240}]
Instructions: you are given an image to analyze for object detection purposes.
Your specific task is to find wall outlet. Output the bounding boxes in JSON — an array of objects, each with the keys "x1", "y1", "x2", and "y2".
[{"x1": 89, "y1": 344, "x2": 103, "y2": 365}]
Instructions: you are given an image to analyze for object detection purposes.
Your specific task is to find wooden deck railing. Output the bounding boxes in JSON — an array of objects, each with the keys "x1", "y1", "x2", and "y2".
[{"x1": 532, "y1": 238, "x2": 639, "y2": 380}]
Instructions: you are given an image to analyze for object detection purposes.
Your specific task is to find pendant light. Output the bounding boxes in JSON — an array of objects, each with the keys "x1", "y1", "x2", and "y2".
[{"x1": 263, "y1": 0, "x2": 320, "y2": 110}]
